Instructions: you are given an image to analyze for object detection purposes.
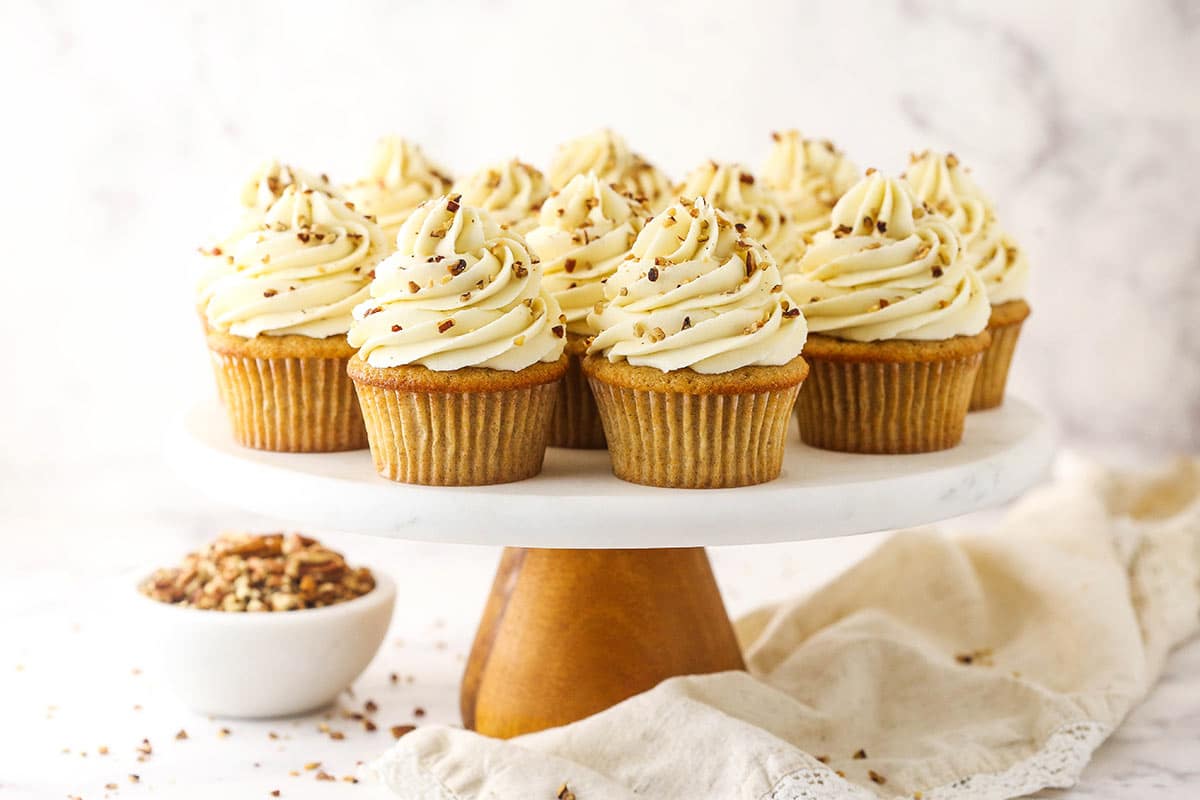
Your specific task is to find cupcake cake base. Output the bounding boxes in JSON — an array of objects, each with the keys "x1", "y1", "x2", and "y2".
[
  {"x1": 584, "y1": 355, "x2": 809, "y2": 489},
  {"x1": 970, "y1": 300, "x2": 1030, "y2": 411},
  {"x1": 550, "y1": 335, "x2": 607, "y2": 450},
  {"x1": 206, "y1": 330, "x2": 367, "y2": 453},
  {"x1": 796, "y1": 332, "x2": 990, "y2": 454},
  {"x1": 348, "y1": 356, "x2": 567, "y2": 486}
]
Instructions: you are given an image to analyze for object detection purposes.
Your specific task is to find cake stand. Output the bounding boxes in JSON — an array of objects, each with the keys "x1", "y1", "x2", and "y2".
[{"x1": 170, "y1": 397, "x2": 1054, "y2": 738}]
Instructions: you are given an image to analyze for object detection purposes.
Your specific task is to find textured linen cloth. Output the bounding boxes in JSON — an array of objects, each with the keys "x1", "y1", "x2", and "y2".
[{"x1": 367, "y1": 459, "x2": 1200, "y2": 799}]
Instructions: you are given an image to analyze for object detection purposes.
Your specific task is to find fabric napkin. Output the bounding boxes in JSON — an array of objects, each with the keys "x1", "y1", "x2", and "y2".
[{"x1": 367, "y1": 458, "x2": 1200, "y2": 799}]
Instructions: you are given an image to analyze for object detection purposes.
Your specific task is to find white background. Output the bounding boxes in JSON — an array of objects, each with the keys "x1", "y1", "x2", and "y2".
[{"x1": 2, "y1": 1, "x2": 1198, "y2": 797}]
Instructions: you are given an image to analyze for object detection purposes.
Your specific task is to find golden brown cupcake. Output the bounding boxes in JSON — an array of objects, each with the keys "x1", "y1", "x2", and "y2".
[
  {"x1": 449, "y1": 158, "x2": 549, "y2": 235},
  {"x1": 784, "y1": 171, "x2": 991, "y2": 453},
  {"x1": 341, "y1": 136, "x2": 452, "y2": 243},
  {"x1": 548, "y1": 129, "x2": 674, "y2": 212},
  {"x1": 346, "y1": 194, "x2": 567, "y2": 486},
  {"x1": 586, "y1": 197, "x2": 809, "y2": 488},
  {"x1": 905, "y1": 151, "x2": 1030, "y2": 409},
  {"x1": 200, "y1": 184, "x2": 390, "y2": 452},
  {"x1": 679, "y1": 160, "x2": 802, "y2": 270},
  {"x1": 525, "y1": 173, "x2": 649, "y2": 448}
]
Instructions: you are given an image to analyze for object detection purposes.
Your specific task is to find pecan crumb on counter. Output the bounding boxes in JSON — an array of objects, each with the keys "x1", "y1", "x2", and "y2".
[{"x1": 139, "y1": 533, "x2": 375, "y2": 612}]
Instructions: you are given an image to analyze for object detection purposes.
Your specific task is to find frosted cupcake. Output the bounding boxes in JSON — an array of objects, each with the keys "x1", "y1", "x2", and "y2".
[
  {"x1": 905, "y1": 151, "x2": 1030, "y2": 409},
  {"x1": 548, "y1": 129, "x2": 673, "y2": 212},
  {"x1": 450, "y1": 159, "x2": 549, "y2": 235},
  {"x1": 585, "y1": 197, "x2": 809, "y2": 488},
  {"x1": 761, "y1": 130, "x2": 860, "y2": 248},
  {"x1": 680, "y1": 161, "x2": 801, "y2": 269},
  {"x1": 201, "y1": 185, "x2": 390, "y2": 451},
  {"x1": 341, "y1": 136, "x2": 452, "y2": 242},
  {"x1": 785, "y1": 171, "x2": 991, "y2": 453},
  {"x1": 347, "y1": 194, "x2": 567, "y2": 486},
  {"x1": 526, "y1": 173, "x2": 649, "y2": 449}
]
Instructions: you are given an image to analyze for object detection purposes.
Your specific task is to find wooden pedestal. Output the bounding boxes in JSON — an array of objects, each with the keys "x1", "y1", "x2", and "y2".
[{"x1": 460, "y1": 547, "x2": 746, "y2": 738}]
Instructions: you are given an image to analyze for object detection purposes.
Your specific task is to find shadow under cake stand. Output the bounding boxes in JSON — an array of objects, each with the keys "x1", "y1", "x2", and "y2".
[{"x1": 171, "y1": 397, "x2": 1055, "y2": 738}]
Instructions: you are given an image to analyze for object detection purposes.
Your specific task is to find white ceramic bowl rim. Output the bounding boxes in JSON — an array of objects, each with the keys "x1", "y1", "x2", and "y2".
[{"x1": 132, "y1": 569, "x2": 396, "y2": 625}]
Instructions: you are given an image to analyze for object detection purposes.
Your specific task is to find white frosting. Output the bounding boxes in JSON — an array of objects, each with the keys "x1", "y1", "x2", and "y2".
[
  {"x1": 762, "y1": 130, "x2": 860, "y2": 240},
  {"x1": 905, "y1": 151, "x2": 1028, "y2": 303},
  {"x1": 548, "y1": 129, "x2": 673, "y2": 211},
  {"x1": 679, "y1": 161, "x2": 800, "y2": 268},
  {"x1": 783, "y1": 172, "x2": 990, "y2": 342},
  {"x1": 588, "y1": 197, "x2": 807, "y2": 374},
  {"x1": 342, "y1": 136, "x2": 452, "y2": 241},
  {"x1": 202, "y1": 185, "x2": 389, "y2": 339},
  {"x1": 525, "y1": 173, "x2": 647, "y2": 337},
  {"x1": 348, "y1": 195, "x2": 567, "y2": 371},
  {"x1": 449, "y1": 159, "x2": 549, "y2": 235}
]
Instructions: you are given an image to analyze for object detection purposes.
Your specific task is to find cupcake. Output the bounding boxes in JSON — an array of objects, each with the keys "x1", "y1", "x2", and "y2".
[
  {"x1": 201, "y1": 185, "x2": 390, "y2": 452},
  {"x1": 341, "y1": 136, "x2": 452, "y2": 242},
  {"x1": 198, "y1": 160, "x2": 337, "y2": 325},
  {"x1": 680, "y1": 160, "x2": 801, "y2": 269},
  {"x1": 346, "y1": 194, "x2": 568, "y2": 486},
  {"x1": 547, "y1": 129, "x2": 674, "y2": 212},
  {"x1": 904, "y1": 151, "x2": 1030, "y2": 409},
  {"x1": 784, "y1": 171, "x2": 991, "y2": 453},
  {"x1": 761, "y1": 130, "x2": 860, "y2": 248},
  {"x1": 450, "y1": 159, "x2": 549, "y2": 235},
  {"x1": 585, "y1": 197, "x2": 809, "y2": 489},
  {"x1": 525, "y1": 173, "x2": 649, "y2": 449}
]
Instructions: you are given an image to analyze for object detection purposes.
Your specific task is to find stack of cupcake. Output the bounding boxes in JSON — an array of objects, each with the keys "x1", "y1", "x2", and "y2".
[{"x1": 194, "y1": 128, "x2": 1031, "y2": 488}]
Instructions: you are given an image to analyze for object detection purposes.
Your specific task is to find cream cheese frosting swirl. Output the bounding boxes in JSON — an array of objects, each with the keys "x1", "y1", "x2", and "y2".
[
  {"x1": 450, "y1": 159, "x2": 549, "y2": 235},
  {"x1": 905, "y1": 150, "x2": 1028, "y2": 303},
  {"x1": 548, "y1": 129, "x2": 673, "y2": 211},
  {"x1": 784, "y1": 172, "x2": 990, "y2": 342},
  {"x1": 202, "y1": 185, "x2": 390, "y2": 339},
  {"x1": 525, "y1": 173, "x2": 648, "y2": 337},
  {"x1": 587, "y1": 197, "x2": 807, "y2": 374},
  {"x1": 348, "y1": 194, "x2": 567, "y2": 371},
  {"x1": 342, "y1": 136, "x2": 452, "y2": 241},
  {"x1": 199, "y1": 160, "x2": 337, "y2": 289},
  {"x1": 762, "y1": 130, "x2": 860, "y2": 241},
  {"x1": 680, "y1": 161, "x2": 800, "y2": 268}
]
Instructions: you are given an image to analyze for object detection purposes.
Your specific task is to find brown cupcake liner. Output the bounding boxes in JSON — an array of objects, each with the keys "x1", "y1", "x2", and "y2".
[
  {"x1": 970, "y1": 300, "x2": 1030, "y2": 411},
  {"x1": 795, "y1": 333, "x2": 989, "y2": 454},
  {"x1": 349, "y1": 357, "x2": 565, "y2": 486},
  {"x1": 584, "y1": 356, "x2": 808, "y2": 489},
  {"x1": 208, "y1": 351, "x2": 367, "y2": 452},
  {"x1": 550, "y1": 337, "x2": 606, "y2": 450}
]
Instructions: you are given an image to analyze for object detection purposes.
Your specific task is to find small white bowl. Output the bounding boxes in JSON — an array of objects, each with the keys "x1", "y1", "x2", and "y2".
[{"x1": 133, "y1": 571, "x2": 395, "y2": 718}]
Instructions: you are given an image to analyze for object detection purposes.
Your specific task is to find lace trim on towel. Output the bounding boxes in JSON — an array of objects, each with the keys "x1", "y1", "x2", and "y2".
[{"x1": 766, "y1": 720, "x2": 1110, "y2": 800}]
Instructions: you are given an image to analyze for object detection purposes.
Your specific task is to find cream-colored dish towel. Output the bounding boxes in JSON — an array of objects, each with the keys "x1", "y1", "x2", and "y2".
[{"x1": 367, "y1": 459, "x2": 1200, "y2": 799}]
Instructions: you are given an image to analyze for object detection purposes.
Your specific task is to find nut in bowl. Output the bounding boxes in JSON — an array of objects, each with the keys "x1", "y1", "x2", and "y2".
[{"x1": 135, "y1": 533, "x2": 395, "y2": 718}]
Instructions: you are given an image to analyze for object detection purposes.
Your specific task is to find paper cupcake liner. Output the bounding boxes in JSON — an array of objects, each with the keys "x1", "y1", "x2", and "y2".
[
  {"x1": 587, "y1": 372, "x2": 804, "y2": 489},
  {"x1": 970, "y1": 301, "x2": 1030, "y2": 411},
  {"x1": 796, "y1": 340, "x2": 985, "y2": 454},
  {"x1": 209, "y1": 351, "x2": 367, "y2": 452},
  {"x1": 352, "y1": 380, "x2": 560, "y2": 486},
  {"x1": 550, "y1": 350, "x2": 607, "y2": 450}
]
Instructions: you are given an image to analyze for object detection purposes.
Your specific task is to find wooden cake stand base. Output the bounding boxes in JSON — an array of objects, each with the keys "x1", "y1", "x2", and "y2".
[{"x1": 461, "y1": 547, "x2": 744, "y2": 738}]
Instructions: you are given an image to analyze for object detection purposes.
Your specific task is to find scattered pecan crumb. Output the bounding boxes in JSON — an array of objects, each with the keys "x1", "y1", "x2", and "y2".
[
  {"x1": 175, "y1": 729, "x2": 188, "y2": 740},
  {"x1": 315, "y1": 770, "x2": 336, "y2": 782},
  {"x1": 413, "y1": 707, "x2": 426, "y2": 718},
  {"x1": 853, "y1": 749, "x2": 867, "y2": 759},
  {"x1": 304, "y1": 762, "x2": 321, "y2": 771},
  {"x1": 869, "y1": 770, "x2": 887, "y2": 785},
  {"x1": 391, "y1": 725, "x2": 416, "y2": 739},
  {"x1": 556, "y1": 783, "x2": 576, "y2": 800},
  {"x1": 129, "y1": 774, "x2": 140, "y2": 784}
]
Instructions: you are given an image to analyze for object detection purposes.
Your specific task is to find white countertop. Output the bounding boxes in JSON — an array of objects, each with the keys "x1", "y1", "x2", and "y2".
[{"x1": 2, "y1": 463, "x2": 1197, "y2": 799}]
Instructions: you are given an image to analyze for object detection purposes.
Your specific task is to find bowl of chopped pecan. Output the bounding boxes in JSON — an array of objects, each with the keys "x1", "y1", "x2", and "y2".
[{"x1": 136, "y1": 532, "x2": 395, "y2": 718}]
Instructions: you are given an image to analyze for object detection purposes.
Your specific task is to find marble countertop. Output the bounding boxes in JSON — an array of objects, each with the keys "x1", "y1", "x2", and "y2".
[{"x1": 2, "y1": 462, "x2": 1197, "y2": 799}]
